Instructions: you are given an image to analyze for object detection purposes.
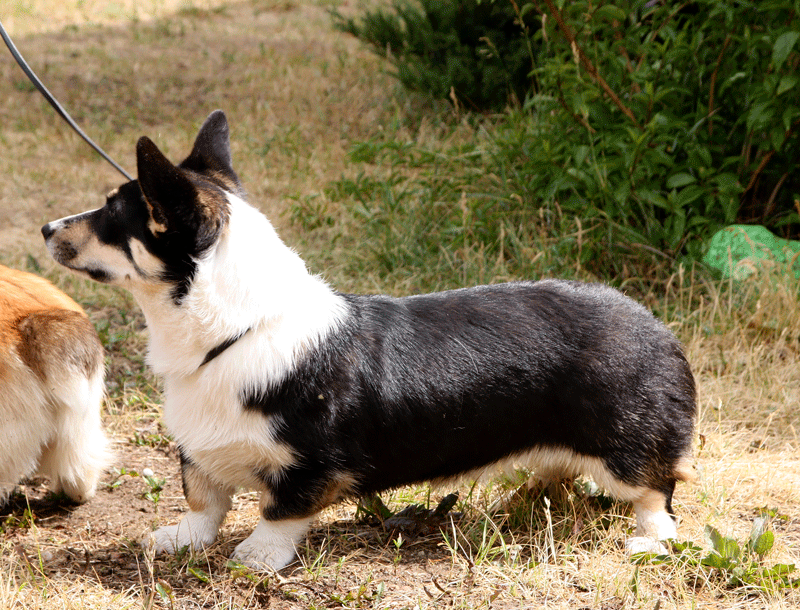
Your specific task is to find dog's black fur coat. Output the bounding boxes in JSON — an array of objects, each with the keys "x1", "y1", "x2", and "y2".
[{"x1": 243, "y1": 280, "x2": 695, "y2": 521}]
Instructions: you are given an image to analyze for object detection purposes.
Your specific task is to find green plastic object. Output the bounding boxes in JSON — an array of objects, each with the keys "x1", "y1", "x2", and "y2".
[{"x1": 703, "y1": 225, "x2": 800, "y2": 279}]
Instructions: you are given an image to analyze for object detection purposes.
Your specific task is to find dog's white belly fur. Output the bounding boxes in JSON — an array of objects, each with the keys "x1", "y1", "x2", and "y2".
[{"x1": 491, "y1": 447, "x2": 679, "y2": 547}]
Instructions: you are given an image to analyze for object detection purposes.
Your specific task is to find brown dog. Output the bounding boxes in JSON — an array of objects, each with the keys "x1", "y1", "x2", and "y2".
[{"x1": 0, "y1": 264, "x2": 110, "y2": 506}]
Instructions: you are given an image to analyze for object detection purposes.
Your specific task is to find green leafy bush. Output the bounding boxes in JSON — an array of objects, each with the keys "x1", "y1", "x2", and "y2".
[
  {"x1": 332, "y1": 0, "x2": 539, "y2": 111},
  {"x1": 330, "y1": 1, "x2": 800, "y2": 272},
  {"x1": 509, "y1": 0, "x2": 800, "y2": 259}
]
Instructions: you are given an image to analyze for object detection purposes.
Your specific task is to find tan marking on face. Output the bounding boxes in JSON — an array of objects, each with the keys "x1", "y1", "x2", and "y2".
[
  {"x1": 148, "y1": 217, "x2": 168, "y2": 235},
  {"x1": 141, "y1": 193, "x2": 168, "y2": 235},
  {"x1": 50, "y1": 217, "x2": 93, "y2": 261},
  {"x1": 129, "y1": 238, "x2": 165, "y2": 277},
  {"x1": 141, "y1": 195, "x2": 168, "y2": 235},
  {"x1": 45, "y1": 214, "x2": 140, "y2": 285}
]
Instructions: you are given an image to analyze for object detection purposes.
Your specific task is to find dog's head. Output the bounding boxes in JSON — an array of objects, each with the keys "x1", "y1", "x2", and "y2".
[{"x1": 42, "y1": 110, "x2": 240, "y2": 303}]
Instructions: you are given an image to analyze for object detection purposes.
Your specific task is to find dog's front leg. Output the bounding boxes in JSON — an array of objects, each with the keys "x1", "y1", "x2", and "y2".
[
  {"x1": 230, "y1": 493, "x2": 314, "y2": 571},
  {"x1": 143, "y1": 451, "x2": 232, "y2": 556}
]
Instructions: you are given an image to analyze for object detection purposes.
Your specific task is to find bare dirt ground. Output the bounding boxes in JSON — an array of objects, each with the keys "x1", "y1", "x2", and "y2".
[{"x1": 1, "y1": 1, "x2": 799, "y2": 609}]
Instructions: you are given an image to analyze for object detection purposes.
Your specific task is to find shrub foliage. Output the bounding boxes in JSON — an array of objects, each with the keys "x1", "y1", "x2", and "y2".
[
  {"x1": 522, "y1": 0, "x2": 800, "y2": 258},
  {"x1": 332, "y1": 0, "x2": 540, "y2": 111},
  {"x1": 333, "y1": 0, "x2": 800, "y2": 267}
]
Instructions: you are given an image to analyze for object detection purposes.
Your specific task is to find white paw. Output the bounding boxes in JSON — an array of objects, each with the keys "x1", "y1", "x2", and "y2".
[
  {"x1": 229, "y1": 517, "x2": 312, "y2": 571},
  {"x1": 231, "y1": 534, "x2": 297, "y2": 571},
  {"x1": 142, "y1": 513, "x2": 220, "y2": 555},
  {"x1": 626, "y1": 536, "x2": 670, "y2": 556},
  {"x1": 57, "y1": 471, "x2": 100, "y2": 504}
]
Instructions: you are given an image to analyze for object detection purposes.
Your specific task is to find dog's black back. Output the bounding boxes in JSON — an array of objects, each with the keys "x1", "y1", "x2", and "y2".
[{"x1": 242, "y1": 279, "x2": 695, "y2": 520}]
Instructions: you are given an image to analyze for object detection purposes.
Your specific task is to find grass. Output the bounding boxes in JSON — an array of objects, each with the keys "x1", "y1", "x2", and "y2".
[{"x1": 1, "y1": 1, "x2": 799, "y2": 608}]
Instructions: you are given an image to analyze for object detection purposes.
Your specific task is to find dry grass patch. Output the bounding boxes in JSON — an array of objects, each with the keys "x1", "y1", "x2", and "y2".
[
  {"x1": 1, "y1": 1, "x2": 799, "y2": 609},
  {"x1": 4, "y1": 0, "x2": 235, "y2": 35}
]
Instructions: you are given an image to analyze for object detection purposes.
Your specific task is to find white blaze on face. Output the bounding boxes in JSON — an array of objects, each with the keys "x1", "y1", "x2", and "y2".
[
  {"x1": 44, "y1": 213, "x2": 118, "y2": 281},
  {"x1": 44, "y1": 210, "x2": 164, "y2": 286}
]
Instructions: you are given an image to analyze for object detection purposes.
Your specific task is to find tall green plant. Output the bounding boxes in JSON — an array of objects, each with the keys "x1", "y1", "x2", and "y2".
[
  {"x1": 505, "y1": 0, "x2": 800, "y2": 258},
  {"x1": 331, "y1": 1, "x2": 800, "y2": 271},
  {"x1": 635, "y1": 517, "x2": 799, "y2": 594}
]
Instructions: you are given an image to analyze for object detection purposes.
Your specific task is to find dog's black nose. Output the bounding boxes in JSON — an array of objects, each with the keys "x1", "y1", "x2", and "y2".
[{"x1": 41, "y1": 223, "x2": 54, "y2": 240}]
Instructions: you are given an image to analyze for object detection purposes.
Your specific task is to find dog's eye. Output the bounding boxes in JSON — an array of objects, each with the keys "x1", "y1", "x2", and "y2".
[{"x1": 105, "y1": 199, "x2": 119, "y2": 219}]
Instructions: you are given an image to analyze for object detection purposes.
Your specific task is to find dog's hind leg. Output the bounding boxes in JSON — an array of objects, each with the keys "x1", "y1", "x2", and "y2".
[
  {"x1": 624, "y1": 456, "x2": 696, "y2": 555},
  {"x1": 568, "y1": 453, "x2": 685, "y2": 555},
  {"x1": 38, "y1": 368, "x2": 110, "y2": 502},
  {"x1": 20, "y1": 311, "x2": 111, "y2": 503},
  {"x1": 143, "y1": 452, "x2": 232, "y2": 555},
  {"x1": 625, "y1": 486, "x2": 678, "y2": 555},
  {"x1": 0, "y1": 433, "x2": 41, "y2": 507},
  {"x1": 0, "y1": 372, "x2": 47, "y2": 506}
]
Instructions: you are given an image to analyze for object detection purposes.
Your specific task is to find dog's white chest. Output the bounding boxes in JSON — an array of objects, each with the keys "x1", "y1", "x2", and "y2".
[{"x1": 162, "y1": 374, "x2": 294, "y2": 489}]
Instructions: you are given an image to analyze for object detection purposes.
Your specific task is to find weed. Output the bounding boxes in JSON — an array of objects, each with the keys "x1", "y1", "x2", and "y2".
[
  {"x1": 104, "y1": 466, "x2": 165, "y2": 508},
  {"x1": 226, "y1": 559, "x2": 263, "y2": 584},
  {"x1": 186, "y1": 565, "x2": 211, "y2": 584},
  {"x1": 141, "y1": 469, "x2": 166, "y2": 508},
  {"x1": 391, "y1": 532, "x2": 404, "y2": 566},
  {"x1": 355, "y1": 494, "x2": 393, "y2": 523},
  {"x1": 327, "y1": 576, "x2": 384, "y2": 607},
  {"x1": 1, "y1": 508, "x2": 36, "y2": 534},
  {"x1": 131, "y1": 429, "x2": 172, "y2": 449},
  {"x1": 105, "y1": 466, "x2": 135, "y2": 491},
  {"x1": 634, "y1": 518, "x2": 799, "y2": 594}
]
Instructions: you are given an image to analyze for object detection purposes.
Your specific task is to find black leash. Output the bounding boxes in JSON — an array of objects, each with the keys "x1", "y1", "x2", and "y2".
[{"x1": 0, "y1": 18, "x2": 134, "y2": 181}]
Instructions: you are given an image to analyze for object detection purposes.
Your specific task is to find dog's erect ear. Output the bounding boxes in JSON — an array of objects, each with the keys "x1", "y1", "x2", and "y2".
[
  {"x1": 136, "y1": 136, "x2": 199, "y2": 232},
  {"x1": 180, "y1": 110, "x2": 239, "y2": 183}
]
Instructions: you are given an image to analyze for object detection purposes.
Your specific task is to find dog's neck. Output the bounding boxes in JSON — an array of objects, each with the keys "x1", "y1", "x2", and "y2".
[{"x1": 132, "y1": 195, "x2": 346, "y2": 378}]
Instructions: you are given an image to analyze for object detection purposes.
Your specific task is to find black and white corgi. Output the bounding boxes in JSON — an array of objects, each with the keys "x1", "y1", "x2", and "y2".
[{"x1": 42, "y1": 111, "x2": 696, "y2": 570}]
